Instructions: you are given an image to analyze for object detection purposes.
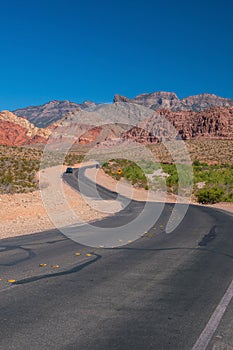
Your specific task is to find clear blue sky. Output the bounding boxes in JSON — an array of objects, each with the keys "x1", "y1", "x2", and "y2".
[{"x1": 0, "y1": 0, "x2": 232, "y2": 110}]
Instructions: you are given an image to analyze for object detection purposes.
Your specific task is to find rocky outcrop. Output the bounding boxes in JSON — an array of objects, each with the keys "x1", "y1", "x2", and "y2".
[
  {"x1": 71, "y1": 124, "x2": 128, "y2": 145},
  {"x1": 4, "y1": 95, "x2": 233, "y2": 147},
  {"x1": 114, "y1": 92, "x2": 233, "y2": 112},
  {"x1": 13, "y1": 100, "x2": 97, "y2": 128},
  {"x1": 167, "y1": 107, "x2": 233, "y2": 140},
  {"x1": 0, "y1": 111, "x2": 51, "y2": 146},
  {"x1": 180, "y1": 94, "x2": 233, "y2": 111},
  {"x1": 42, "y1": 105, "x2": 233, "y2": 145},
  {"x1": 122, "y1": 107, "x2": 233, "y2": 142},
  {"x1": 78, "y1": 126, "x2": 103, "y2": 145},
  {"x1": 122, "y1": 126, "x2": 159, "y2": 143},
  {"x1": 114, "y1": 92, "x2": 181, "y2": 110}
]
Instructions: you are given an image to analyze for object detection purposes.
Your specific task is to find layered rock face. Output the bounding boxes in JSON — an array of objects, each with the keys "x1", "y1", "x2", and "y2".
[
  {"x1": 122, "y1": 127, "x2": 159, "y2": 143},
  {"x1": 0, "y1": 111, "x2": 51, "y2": 146},
  {"x1": 162, "y1": 107, "x2": 233, "y2": 139},
  {"x1": 114, "y1": 92, "x2": 181, "y2": 110},
  {"x1": 77, "y1": 126, "x2": 102, "y2": 144},
  {"x1": 123, "y1": 107, "x2": 233, "y2": 142},
  {"x1": 12, "y1": 92, "x2": 233, "y2": 129},
  {"x1": 114, "y1": 92, "x2": 233, "y2": 112},
  {"x1": 2, "y1": 94, "x2": 233, "y2": 147},
  {"x1": 181, "y1": 94, "x2": 233, "y2": 111}
]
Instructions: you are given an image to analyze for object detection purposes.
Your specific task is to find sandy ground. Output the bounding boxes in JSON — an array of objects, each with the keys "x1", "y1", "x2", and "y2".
[
  {"x1": 1, "y1": 163, "x2": 233, "y2": 239},
  {"x1": 0, "y1": 164, "x2": 109, "y2": 239}
]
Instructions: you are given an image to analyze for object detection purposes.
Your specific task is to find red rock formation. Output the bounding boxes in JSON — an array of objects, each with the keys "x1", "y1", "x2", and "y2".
[
  {"x1": 78, "y1": 126, "x2": 102, "y2": 144},
  {"x1": 0, "y1": 111, "x2": 51, "y2": 146},
  {"x1": 161, "y1": 107, "x2": 233, "y2": 140},
  {"x1": 122, "y1": 127, "x2": 159, "y2": 143},
  {"x1": 122, "y1": 107, "x2": 233, "y2": 143},
  {"x1": 2, "y1": 105, "x2": 233, "y2": 147}
]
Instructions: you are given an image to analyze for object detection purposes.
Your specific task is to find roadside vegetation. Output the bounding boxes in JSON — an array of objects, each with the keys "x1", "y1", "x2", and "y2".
[
  {"x1": 64, "y1": 153, "x2": 84, "y2": 166},
  {"x1": 102, "y1": 159, "x2": 148, "y2": 189},
  {"x1": 193, "y1": 160, "x2": 233, "y2": 203},
  {"x1": 1, "y1": 140, "x2": 233, "y2": 203},
  {"x1": 102, "y1": 158, "x2": 233, "y2": 204},
  {"x1": 0, "y1": 145, "x2": 83, "y2": 194},
  {"x1": 0, "y1": 146, "x2": 42, "y2": 193}
]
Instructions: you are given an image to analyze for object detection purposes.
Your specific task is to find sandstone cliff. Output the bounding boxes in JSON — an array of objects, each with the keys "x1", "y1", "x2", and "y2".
[
  {"x1": 122, "y1": 107, "x2": 233, "y2": 143},
  {"x1": 0, "y1": 111, "x2": 51, "y2": 146}
]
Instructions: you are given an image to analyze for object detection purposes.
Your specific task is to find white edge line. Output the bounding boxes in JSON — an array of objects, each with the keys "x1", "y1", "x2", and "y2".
[{"x1": 191, "y1": 278, "x2": 233, "y2": 350}]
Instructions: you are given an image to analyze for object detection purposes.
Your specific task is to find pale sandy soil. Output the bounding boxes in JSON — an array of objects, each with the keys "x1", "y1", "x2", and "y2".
[
  {"x1": 0, "y1": 164, "x2": 109, "y2": 239},
  {"x1": 1, "y1": 163, "x2": 233, "y2": 239}
]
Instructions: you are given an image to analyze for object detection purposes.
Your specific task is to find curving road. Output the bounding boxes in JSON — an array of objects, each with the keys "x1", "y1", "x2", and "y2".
[{"x1": 0, "y1": 166, "x2": 233, "y2": 349}]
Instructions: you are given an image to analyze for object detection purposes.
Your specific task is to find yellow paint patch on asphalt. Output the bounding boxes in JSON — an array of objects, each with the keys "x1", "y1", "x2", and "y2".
[
  {"x1": 7, "y1": 279, "x2": 16, "y2": 283},
  {"x1": 145, "y1": 233, "x2": 154, "y2": 238},
  {"x1": 86, "y1": 253, "x2": 92, "y2": 257}
]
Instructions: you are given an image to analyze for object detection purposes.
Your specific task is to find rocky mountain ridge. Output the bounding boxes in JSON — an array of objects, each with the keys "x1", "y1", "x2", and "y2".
[
  {"x1": 12, "y1": 92, "x2": 233, "y2": 128},
  {"x1": 13, "y1": 100, "x2": 97, "y2": 128},
  {"x1": 114, "y1": 92, "x2": 233, "y2": 112},
  {"x1": 1, "y1": 93, "x2": 233, "y2": 147}
]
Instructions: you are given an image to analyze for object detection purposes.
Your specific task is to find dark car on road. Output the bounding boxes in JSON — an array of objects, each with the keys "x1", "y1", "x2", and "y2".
[{"x1": 65, "y1": 167, "x2": 73, "y2": 174}]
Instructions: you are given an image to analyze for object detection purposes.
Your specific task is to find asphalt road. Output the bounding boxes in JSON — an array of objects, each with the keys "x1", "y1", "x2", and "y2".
[{"x1": 0, "y1": 167, "x2": 233, "y2": 349}]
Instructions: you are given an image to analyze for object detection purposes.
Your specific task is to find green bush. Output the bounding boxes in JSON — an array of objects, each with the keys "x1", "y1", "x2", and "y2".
[
  {"x1": 193, "y1": 159, "x2": 201, "y2": 166},
  {"x1": 102, "y1": 159, "x2": 148, "y2": 188},
  {"x1": 196, "y1": 186, "x2": 224, "y2": 204},
  {"x1": 94, "y1": 156, "x2": 233, "y2": 203}
]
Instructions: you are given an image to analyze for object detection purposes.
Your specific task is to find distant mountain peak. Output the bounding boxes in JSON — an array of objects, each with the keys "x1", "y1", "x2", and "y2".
[
  {"x1": 13, "y1": 99, "x2": 96, "y2": 128},
  {"x1": 114, "y1": 91, "x2": 233, "y2": 112},
  {"x1": 10, "y1": 91, "x2": 233, "y2": 129}
]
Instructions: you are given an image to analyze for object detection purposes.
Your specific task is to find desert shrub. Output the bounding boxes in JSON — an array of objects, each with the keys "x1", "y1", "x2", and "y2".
[
  {"x1": 0, "y1": 146, "x2": 86, "y2": 194},
  {"x1": 196, "y1": 186, "x2": 224, "y2": 204},
  {"x1": 64, "y1": 153, "x2": 84, "y2": 166},
  {"x1": 102, "y1": 159, "x2": 148, "y2": 188},
  {"x1": 193, "y1": 159, "x2": 201, "y2": 166},
  {"x1": 0, "y1": 145, "x2": 41, "y2": 194},
  {"x1": 102, "y1": 158, "x2": 233, "y2": 203}
]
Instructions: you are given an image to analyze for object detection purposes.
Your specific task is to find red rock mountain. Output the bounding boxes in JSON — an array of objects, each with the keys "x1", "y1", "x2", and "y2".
[
  {"x1": 0, "y1": 111, "x2": 51, "y2": 146},
  {"x1": 2, "y1": 102, "x2": 233, "y2": 147},
  {"x1": 123, "y1": 107, "x2": 233, "y2": 143},
  {"x1": 12, "y1": 92, "x2": 233, "y2": 129},
  {"x1": 49, "y1": 114, "x2": 129, "y2": 145}
]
